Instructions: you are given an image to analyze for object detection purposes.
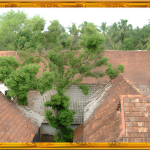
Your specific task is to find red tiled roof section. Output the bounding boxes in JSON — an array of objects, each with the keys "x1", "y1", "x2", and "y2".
[
  {"x1": 0, "y1": 51, "x2": 49, "y2": 79},
  {"x1": 73, "y1": 122, "x2": 83, "y2": 142},
  {"x1": 101, "y1": 50, "x2": 150, "y2": 85},
  {"x1": 0, "y1": 51, "x2": 19, "y2": 58},
  {"x1": 0, "y1": 51, "x2": 19, "y2": 83},
  {"x1": 1, "y1": 50, "x2": 150, "y2": 85},
  {"x1": 75, "y1": 50, "x2": 150, "y2": 84},
  {"x1": 122, "y1": 95, "x2": 150, "y2": 142},
  {"x1": 64, "y1": 50, "x2": 150, "y2": 84},
  {"x1": 0, "y1": 91, "x2": 39, "y2": 142},
  {"x1": 74, "y1": 73, "x2": 143, "y2": 142}
]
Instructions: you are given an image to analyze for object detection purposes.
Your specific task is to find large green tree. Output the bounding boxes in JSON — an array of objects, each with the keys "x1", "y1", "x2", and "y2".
[
  {"x1": 118, "y1": 19, "x2": 128, "y2": 44},
  {"x1": 15, "y1": 22, "x2": 124, "y2": 142},
  {"x1": 66, "y1": 22, "x2": 77, "y2": 36},
  {"x1": 0, "y1": 9, "x2": 27, "y2": 50},
  {"x1": 105, "y1": 22, "x2": 120, "y2": 50},
  {"x1": 14, "y1": 29, "x2": 32, "y2": 50},
  {"x1": 0, "y1": 17, "x2": 126, "y2": 142},
  {"x1": 22, "y1": 14, "x2": 46, "y2": 32},
  {"x1": 123, "y1": 38, "x2": 134, "y2": 50},
  {"x1": 47, "y1": 20, "x2": 65, "y2": 49},
  {"x1": 98, "y1": 22, "x2": 108, "y2": 38},
  {"x1": 0, "y1": 53, "x2": 54, "y2": 106}
]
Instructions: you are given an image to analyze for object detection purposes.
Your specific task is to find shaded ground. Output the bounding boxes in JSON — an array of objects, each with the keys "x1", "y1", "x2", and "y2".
[{"x1": 40, "y1": 134, "x2": 54, "y2": 142}]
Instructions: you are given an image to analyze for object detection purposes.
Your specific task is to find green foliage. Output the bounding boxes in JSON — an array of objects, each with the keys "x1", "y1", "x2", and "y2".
[
  {"x1": 19, "y1": 15, "x2": 47, "y2": 50},
  {"x1": 5, "y1": 90, "x2": 11, "y2": 100},
  {"x1": 98, "y1": 22, "x2": 108, "y2": 36},
  {"x1": 85, "y1": 33, "x2": 104, "y2": 52},
  {"x1": 4, "y1": 64, "x2": 41, "y2": 106},
  {"x1": 79, "y1": 65, "x2": 90, "y2": 74},
  {"x1": 66, "y1": 23, "x2": 77, "y2": 35},
  {"x1": 58, "y1": 109, "x2": 76, "y2": 126},
  {"x1": 105, "y1": 63, "x2": 125, "y2": 79},
  {"x1": 0, "y1": 17, "x2": 127, "y2": 142},
  {"x1": 37, "y1": 71, "x2": 55, "y2": 95},
  {"x1": 80, "y1": 23, "x2": 105, "y2": 53},
  {"x1": 59, "y1": 32, "x2": 71, "y2": 49},
  {"x1": 60, "y1": 127, "x2": 74, "y2": 142},
  {"x1": 141, "y1": 37, "x2": 150, "y2": 50},
  {"x1": 0, "y1": 9, "x2": 27, "y2": 50},
  {"x1": 54, "y1": 127, "x2": 74, "y2": 142},
  {"x1": 66, "y1": 36, "x2": 74, "y2": 49},
  {"x1": 0, "y1": 12, "x2": 130, "y2": 142},
  {"x1": 14, "y1": 29, "x2": 32, "y2": 50},
  {"x1": 123, "y1": 38, "x2": 134, "y2": 50},
  {"x1": 93, "y1": 56, "x2": 109, "y2": 67},
  {"x1": 78, "y1": 83, "x2": 90, "y2": 95},
  {"x1": 44, "y1": 92, "x2": 76, "y2": 141},
  {"x1": 48, "y1": 20, "x2": 65, "y2": 35},
  {"x1": 45, "y1": 110, "x2": 60, "y2": 128},
  {"x1": 47, "y1": 20, "x2": 65, "y2": 47},
  {"x1": 117, "y1": 64, "x2": 125, "y2": 73},
  {"x1": 22, "y1": 14, "x2": 46, "y2": 32},
  {"x1": 33, "y1": 19, "x2": 45, "y2": 31},
  {"x1": 20, "y1": 56, "x2": 35, "y2": 66},
  {"x1": 54, "y1": 130, "x2": 64, "y2": 142},
  {"x1": 30, "y1": 31, "x2": 45, "y2": 50},
  {"x1": 105, "y1": 64, "x2": 119, "y2": 79},
  {"x1": 44, "y1": 93, "x2": 71, "y2": 110},
  {"x1": 0, "y1": 55, "x2": 19, "y2": 82},
  {"x1": 84, "y1": 71, "x2": 105, "y2": 79}
]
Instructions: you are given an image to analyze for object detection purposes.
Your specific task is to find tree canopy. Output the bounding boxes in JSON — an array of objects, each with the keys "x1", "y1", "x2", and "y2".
[{"x1": 0, "y1": 10, "x2": 129, "y2": 142}]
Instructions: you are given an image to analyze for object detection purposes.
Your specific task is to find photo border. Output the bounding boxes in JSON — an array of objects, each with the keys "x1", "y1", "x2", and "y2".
[
  {"x1": 1, "y1": 142, "x2": 150, "y2": 149},
  {"x1": 0, "y1": 2, "x2": 150, "y2": 7},
  {"x1": 0, "y1": 1, "x2": 150, "y2": 149}
]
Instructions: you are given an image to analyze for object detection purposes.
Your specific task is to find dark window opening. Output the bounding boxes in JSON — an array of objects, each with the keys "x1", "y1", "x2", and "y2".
[
  {"x1": 116, "y1": 101, "x2": 121, "y2": 112},
  {"x1": 5, "y1": 90, "x2": 11, "y2": 100},
  {"x1": 32, "y1": 127, "x2": 41, "y2": 142}
]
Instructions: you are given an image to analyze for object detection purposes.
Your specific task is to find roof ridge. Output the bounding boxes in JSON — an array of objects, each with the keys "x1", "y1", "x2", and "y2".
[
  {"x1": 0, "y1": 91, "x2": 17, "y2": 104},
  {"x1": 118, "y1": 73, "x2": 143, "y2": 95},
  {"x1": 16, "y1": 104, "x2": 44, "y2": 127}
]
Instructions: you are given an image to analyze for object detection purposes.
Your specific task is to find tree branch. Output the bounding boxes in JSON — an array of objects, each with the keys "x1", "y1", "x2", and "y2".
[
  {"x1": 54, "y1": 105, "x2": 64, "y2": 140},
  {"x1": 63, "y1": 72, "x2": 74, "y2": 90}
]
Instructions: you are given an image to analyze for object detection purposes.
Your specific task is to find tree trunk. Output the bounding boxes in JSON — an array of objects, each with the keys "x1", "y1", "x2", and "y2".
[
  {"x1": 117, "y1": 41, "x2": 121, "y2": 50},
  {"x1": 54, "y1": 106, "x2": 65, "y2": 140},
  {"x1": 69, "y1": 30, "x2": 77, "y2": 49},
  {"x1": 58, "y1": 125, "x2": 64, "y2": 139},
  {"x1": 113, "y1": 42, "x2": 114, "y2": 50}
]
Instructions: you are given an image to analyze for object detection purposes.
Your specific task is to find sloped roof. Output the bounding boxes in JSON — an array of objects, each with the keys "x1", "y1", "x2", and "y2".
[
  {"x1": 73, "y1": 73, "x2": 143, "y2": 142},
  {"x1": 0, "y1": 91, "x2": 44, "y2": 142},
  {"x1": 121, "y1": 95, "x2": 150, "y2": 142},
  {"x1": 93, "y1": 50, "x2": 150, "y2": 85},
  {"x1": 1, "y1": 50, "x2": 150, "y2": 85},
  {"x1": 0, "y1": 51, "x2": 49, "y2": 80},
  {"x1": 74, "y1": 50, "x2": 150, "y2": 84}
]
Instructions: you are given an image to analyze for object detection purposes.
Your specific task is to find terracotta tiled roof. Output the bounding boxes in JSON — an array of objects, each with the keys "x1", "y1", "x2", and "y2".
[
  {"x1": 0, "y1": 51, "x2": 49, "y2": 79},
  {"x1": 74, "y1": 50, "x2": 150, "y2": 84},
  {"x1": 121, "y1": 95, "x2": 150, "y2": 142},
  {"x1": 73, "y1": 73, "x2": 143, "y2": 142},
  {"x1": 73, "y1": 122, "x2": 84, "y2": 142},
  {"x1": 95, "y1": 50, "x2": 150, "y2": 85},
  {"x1": 0, "y1": 91, "x2": 43, "y2": 142},
  {"x1": 0, "y1": 50, "x2": 150, "y2": 85},
  {"x1": 0, "y1": 51, "x2": 19, "y2": 58}
]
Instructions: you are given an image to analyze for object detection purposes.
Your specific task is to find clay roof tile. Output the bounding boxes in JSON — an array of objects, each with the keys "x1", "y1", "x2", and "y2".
[
  {"x1": 74, "y1": 73, "x2": 143, "y2": 142},
  {"x1": 0, "y1": 91, "x2": 43, "y2": 142}
]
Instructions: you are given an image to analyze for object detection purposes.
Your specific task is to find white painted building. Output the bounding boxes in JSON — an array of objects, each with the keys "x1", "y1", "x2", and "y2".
[{"x1": 0, "y1": 83, "x2": 8, "y2": 95}]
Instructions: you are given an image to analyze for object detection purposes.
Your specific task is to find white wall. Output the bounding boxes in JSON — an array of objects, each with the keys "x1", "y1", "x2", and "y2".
[
  {"x1": 26, "y1": 84, "x2": 105, "y2": 125},
  {"x1": 0, "y1": 83, "x2": 8, "y2": 95},
  {"x1": 40, "y1": 123, "x2": 80, "y2": 135}
]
